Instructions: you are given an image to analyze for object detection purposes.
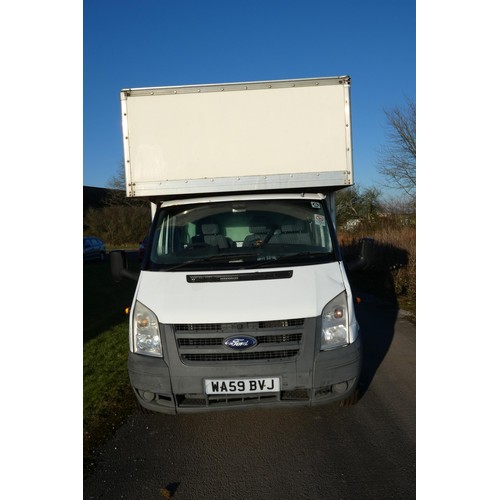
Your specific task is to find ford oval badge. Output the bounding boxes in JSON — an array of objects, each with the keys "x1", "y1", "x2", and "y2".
[{"x1": 224, "y1": 335, "x2": 258, "y2": 350}]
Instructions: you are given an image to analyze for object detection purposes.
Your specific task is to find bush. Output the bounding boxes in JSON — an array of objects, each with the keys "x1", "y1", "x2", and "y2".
[
  {"x1": 84, "y1": 205, "x2": 151, "y2": 246},
  {"x1": 338, "y1": 217, "x2": 416, "y2": 313}
]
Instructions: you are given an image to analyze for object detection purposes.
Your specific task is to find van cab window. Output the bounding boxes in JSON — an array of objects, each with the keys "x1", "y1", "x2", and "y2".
[{"x1": 146, "y1": 199, "x2": 337, "y2": 271}]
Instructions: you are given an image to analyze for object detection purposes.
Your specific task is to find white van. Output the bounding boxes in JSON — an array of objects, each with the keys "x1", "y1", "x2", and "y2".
[{"x1": 111, "y1": 77, "x2": 362, "y2": 413}]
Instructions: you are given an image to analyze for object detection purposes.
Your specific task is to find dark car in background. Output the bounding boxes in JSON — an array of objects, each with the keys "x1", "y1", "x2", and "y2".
[{"x1": 84, "y1": 236, "x2": 106, "y2": 262}]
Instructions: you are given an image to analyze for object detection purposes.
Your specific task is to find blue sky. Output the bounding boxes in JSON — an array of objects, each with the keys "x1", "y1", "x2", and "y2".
[{"x1": 83, "y1": 0, "x2": 415, "y2": 195}]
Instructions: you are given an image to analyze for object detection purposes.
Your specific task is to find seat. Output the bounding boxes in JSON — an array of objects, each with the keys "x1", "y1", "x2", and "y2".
[
  {"x1": 273, "y1": 221, "x2": 311, "y2": 245},
  {"x1": 201, "y1": 223, "x2": 231, "y2": 249},
  {"x1": 243, "y1": 220, "x2": 271, "y2": 247}
]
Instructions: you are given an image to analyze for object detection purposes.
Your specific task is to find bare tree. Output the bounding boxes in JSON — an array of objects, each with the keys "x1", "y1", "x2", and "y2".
[
  {"x1": 377, "y1": 98, "x2": 416, "y2": 202},
  {"x1": 336, "y1": 185, "x2": 382, "y2": 228},
  {"x1": 105, "y1": 161, "x2": 146, "y2": 207},
  {"x1": 106, "y1": 160, "x2": 126, "y2": 190}
]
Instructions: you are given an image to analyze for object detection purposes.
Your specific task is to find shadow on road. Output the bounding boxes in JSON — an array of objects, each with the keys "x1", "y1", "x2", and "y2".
[
  {"x1": 342, "y1": 239, "x2": 409, "y2": 400},
  {"x1": 354, "y1": 294, "x2": 399, "y2": 399}
]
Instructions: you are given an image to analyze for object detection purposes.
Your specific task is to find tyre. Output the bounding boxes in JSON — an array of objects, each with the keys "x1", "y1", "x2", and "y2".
[
  {"x1": 338, "y1": 387, "x2": 360, "y2": 407},
  {"x1": 137, "y1": 400, "x2": 155, "y2": 415}
]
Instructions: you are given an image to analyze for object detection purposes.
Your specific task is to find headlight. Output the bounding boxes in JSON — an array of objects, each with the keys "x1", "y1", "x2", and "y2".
[
  {"x1": 321, "y1": 292, "x2": 349, "y2": 350},
  {"x1": 133, "y1": 301, "x2": 162, "y2": 357}
]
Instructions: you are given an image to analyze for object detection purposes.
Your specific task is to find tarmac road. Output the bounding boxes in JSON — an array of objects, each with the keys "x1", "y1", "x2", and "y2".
[{"x1": 83, "y1": 299, "x2": 415, "y2": 499}]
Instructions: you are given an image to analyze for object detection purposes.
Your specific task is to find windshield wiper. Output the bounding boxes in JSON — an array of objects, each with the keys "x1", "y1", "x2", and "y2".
[
  {"x1": 246, "y1": 251, "x2": 333, "y2": 269},
  {"x1": 164, "y1": 253, "x2": 258, "y2": 271},
  {"x1": 158, "y1": 251, "x2": 332, "y2": 271}
]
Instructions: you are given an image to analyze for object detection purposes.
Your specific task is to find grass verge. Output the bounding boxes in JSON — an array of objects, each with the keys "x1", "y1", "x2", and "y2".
[
  {"x1": 83, "y1": 253, "x2": 140, "y2": 472},
  {"x1": 83, "y1": 322, "x2": 137, "y2": 469}
]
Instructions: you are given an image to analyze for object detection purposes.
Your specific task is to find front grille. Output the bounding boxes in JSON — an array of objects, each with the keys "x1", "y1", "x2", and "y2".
[
  {"x1": 178, "y1": 333, "x2": 301, "y2": 347},
  {"x1": 259, "y1": 319, "x2": 304, "y2": 328},
  {"x1": 183, "y1": 349, "x2": 299, "y2": 362},
  {"x1": 176, "y1": 390, "x2": 310, "y2": 408},
  {"x1": 173, "y1": 318, "x2": 305, "y2": 364},
  {"x1": 178, "y1": 338, "x2": 225, "y2": 347},
  {"x1": 175, "y1": 324, "x2": 222, "y2": 332},
  {"x1": 177, "y1": 393, "x2": 281, "y2": 408},
  {"x1": 174, "y1": 319, "x2": 304, "y2": 333},
  {"x1": 258, "y1": 333, "x2": 302, "y2": 343}
]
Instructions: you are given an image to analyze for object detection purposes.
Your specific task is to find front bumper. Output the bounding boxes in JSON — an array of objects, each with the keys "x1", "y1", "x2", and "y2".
[{"x1": 128, "y1": 317, "x2": 362, "y2": 414}]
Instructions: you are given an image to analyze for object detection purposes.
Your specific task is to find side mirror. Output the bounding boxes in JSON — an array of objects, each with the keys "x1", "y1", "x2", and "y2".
[
  {"x1": 110, "y1": 250, "x2": 139, "y2": 282},
  {"x1": 345, "y1": 238, "x2": 375, "y2": 272}
]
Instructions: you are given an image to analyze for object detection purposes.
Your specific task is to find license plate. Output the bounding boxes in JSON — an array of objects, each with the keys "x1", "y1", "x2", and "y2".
[{"x1": 205, "y1": 377, "x2": 280, "y2": 395}]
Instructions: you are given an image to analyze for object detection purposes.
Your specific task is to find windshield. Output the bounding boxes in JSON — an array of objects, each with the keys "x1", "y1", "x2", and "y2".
[{"x1": 146, "y1": 198, "x2": 338, "y2": 271}]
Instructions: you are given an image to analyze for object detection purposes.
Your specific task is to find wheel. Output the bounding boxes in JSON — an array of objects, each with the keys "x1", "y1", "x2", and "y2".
[
  {"x1": 137, "y1": 399, "x2": 155, "y2": 414},
  {"x1": 338, "y1": 387, "x2": 360, "y2": 407}
]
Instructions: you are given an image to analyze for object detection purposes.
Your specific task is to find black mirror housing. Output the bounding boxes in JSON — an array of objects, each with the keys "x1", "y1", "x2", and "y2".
[
  {"x1": 345, "y1": 238, "x2": 375, "y2": 272},
  {"x1": 110, "y1": 250, "x2": 139, "y2": 282}
]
